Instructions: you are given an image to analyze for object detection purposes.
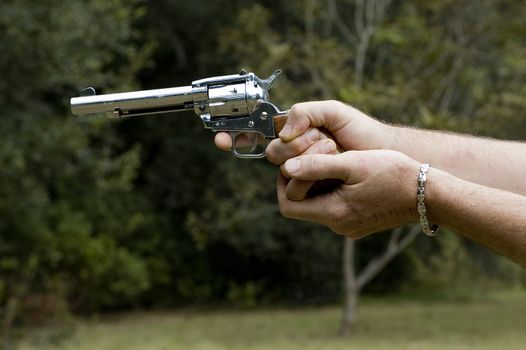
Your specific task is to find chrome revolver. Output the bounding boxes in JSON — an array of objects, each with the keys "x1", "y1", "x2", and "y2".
[{"x1": 70, "y1": 70, "x2": 287, "y2": 158}]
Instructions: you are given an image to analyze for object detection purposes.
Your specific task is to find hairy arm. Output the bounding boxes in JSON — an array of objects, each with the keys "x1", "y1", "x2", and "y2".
[
  {"x1": 384, "y1": 126, "x2": 526, "y2": 196},
  {"x1": 427, "y1": 167, "x2": 526, "y2": 266}
]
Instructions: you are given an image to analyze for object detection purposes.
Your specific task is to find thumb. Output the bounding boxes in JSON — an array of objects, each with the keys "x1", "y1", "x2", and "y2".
[
  {"x1": 278, "y1": 101, "x2": 348, "y2": 142},
  {"x1": 281, "y1": 153, "x2": 350, "y2": 182}
]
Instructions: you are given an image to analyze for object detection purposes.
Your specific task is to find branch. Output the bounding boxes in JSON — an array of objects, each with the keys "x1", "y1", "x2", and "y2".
[
  {"x1": 428, "y1": 46, "x2": 464, "y2": 113},
  {"x1": 356, "y1": 225, "x2": 420, "y2": 289},
  {"x1": 354, "y1": 0, "x2": 365, "y2": 36},
  {"x1": 365, "y1": 0, "x2": 376, "y2": 30},
  {"x1": 329, "y1": 0, "x2": 359, "y2": 48},
  {"x1": 438, "y1": 56, "x2": 463, "y2": 115},
  {"x1": 352, "y1": 0, "x2": 392, "y2": 87},
  {"x1": 324, "y1": 0, "x2": 336, "y2": 37},
  {"x1": 305, "y1": 0, "x2": 331, "y2": 98}
]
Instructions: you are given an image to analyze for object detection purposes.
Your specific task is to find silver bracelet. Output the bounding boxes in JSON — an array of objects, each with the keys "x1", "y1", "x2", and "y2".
[{"x1": 417, "y1": 163, "x2": 439, "y2": 236}]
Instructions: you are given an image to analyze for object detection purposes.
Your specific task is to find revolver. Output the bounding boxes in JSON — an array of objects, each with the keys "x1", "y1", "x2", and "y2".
[{"x1": 70, "y1": 70, "x2": 287, "y2": 158}]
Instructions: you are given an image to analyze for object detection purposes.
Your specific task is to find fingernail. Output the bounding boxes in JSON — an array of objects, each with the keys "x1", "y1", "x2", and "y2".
[
  {"x1": 307, "y1": 128, "x2": 319, "y2": 142},
  {"x1": 322, "y1": 140, "x2": 336, "y2": 154},
  {"x1": 285, "y1": 158, "x2": 300, "y2": 174},
  {"x1": 279, "y1": 124, "x2": 292, "y2": 139}
]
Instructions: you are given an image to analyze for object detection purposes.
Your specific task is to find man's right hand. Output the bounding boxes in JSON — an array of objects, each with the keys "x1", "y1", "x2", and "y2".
[
  {"x1": 215, "y1": 101, "x2": 394, "y2": 201},
  {"x1": 265, "y1": 100, "x2": 393, "y2": 165},
  {"x1": 214, "y1": 100, "x2": 392, "y2": 162}
]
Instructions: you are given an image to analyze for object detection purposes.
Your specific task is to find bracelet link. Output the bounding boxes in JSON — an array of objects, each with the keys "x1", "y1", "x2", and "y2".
[{"x1": 417, "y1": 163, "x2": 439, "y2": 237}]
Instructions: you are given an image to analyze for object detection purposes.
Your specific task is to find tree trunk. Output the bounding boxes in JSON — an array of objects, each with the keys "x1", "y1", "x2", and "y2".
[
  {"x1": 340, "y1": 237, "x2": 359, "y2": 335},
  {"x1": 339, "y1": 226, "x2": 420, "y2": 336},
  {"x1": 1, "y1": 282, "x2": 25, "y2": 343}
]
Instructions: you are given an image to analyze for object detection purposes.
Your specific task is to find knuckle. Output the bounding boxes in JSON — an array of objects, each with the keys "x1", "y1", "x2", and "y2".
[
  {"x1": 278, "y1": 201, "x2": 293, "y2": 218},
  {"x1": 286, "y1": 188, "x2": 307, "y2": 202},
  {"x1": 307, "y1": 128, "x2": 321, "y2": 143},
  {"x1": 289, "y1": 103, "x2": 312, "y2": 124},
  {"x1": 285, "y1": 188, "x2": 299, "y2": 201},
  {"x1": 290, "y1": 138, "x2": 308, "y2": 154},
  {"x1": 322, "y1": 139, "x2": 337, "y2": 154},
  {"x1": 331, "y1": 205, "x2": 348, "y2": 224},
  {"x1": 304, "y1": 156, "x2": 318, "y2": 177},
  {"x1": 327, "y1": 100, "x2": 343, "y2": 109},
  {"x1": 307, "y1": 139, "x2": 334, "y2": 156},
  {"x1": 289, "y1": 103, "x2": 305, "y2": 117},
  {"x1": 289, "y1": 104, "x2": 298, "y2": 114},
  {"x1": 265, "y1": 144, "x2": 280, "y2": 164}
]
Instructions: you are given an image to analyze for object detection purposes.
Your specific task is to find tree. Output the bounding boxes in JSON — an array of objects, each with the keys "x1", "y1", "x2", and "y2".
[{"x1": 0, "y1": 0, "x2": 152, "y2": 338}]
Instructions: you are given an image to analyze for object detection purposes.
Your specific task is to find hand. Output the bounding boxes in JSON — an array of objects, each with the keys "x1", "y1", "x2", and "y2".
[
  {"x1": 215, "y1": 122, "x2": 340, "y2": 201},
  {"x1": 214, "y1": 100, "x2": 389, "y2": 161},
  {"x1": 214, "y1": 112, "x2": 339, "y2": 159},
  {"x1": 265, "y1": 100, "x2": 392, "y2": 165},
  {"x1": 278, "y1": 150, "x2": 420, "y2": 239},
  {"x1": 213, "y1": 100, "x2": 395, "y2": 203}
]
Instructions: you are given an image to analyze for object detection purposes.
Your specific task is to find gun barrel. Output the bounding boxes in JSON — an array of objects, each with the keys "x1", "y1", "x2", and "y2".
[{"x1": 70, "y1": 85, "x2": 194, "y2": 117}]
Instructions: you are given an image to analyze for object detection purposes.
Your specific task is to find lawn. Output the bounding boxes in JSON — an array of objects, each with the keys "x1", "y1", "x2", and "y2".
[{"x1": 17, "y1": 291, "x2": 526, "y2": 350}]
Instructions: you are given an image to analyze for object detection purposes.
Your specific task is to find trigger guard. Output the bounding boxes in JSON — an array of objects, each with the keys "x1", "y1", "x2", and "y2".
[{"x1": 230, "y1": 131, "x2": 268, "y2": 159}]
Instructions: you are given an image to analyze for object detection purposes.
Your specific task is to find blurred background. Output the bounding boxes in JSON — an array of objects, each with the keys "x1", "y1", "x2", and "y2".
[{"x1": 1, "y1": 0, "x2": 525, "y2": 349}]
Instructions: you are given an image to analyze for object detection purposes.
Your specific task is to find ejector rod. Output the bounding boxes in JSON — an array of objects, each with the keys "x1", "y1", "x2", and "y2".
[{"x1": 70, "y1": 85, "x2": 194, "y2": 117}]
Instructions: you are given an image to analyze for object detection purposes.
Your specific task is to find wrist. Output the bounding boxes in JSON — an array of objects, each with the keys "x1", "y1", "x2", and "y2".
[
  {"x1": 423, "y1": 167, "x2": 458, "y2": 226},
  {"x1": 378, "y1": 123, "x2": 398, "y2": 150},
  {"x1": 415, "y1": 163, "x2": 439, "y2": 236}
]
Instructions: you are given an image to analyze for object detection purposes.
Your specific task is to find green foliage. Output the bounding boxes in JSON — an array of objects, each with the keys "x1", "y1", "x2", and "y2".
[
  {"x1": 406, "y1": 231, "x2": 525, "y2": 299},
  {"x1": 0, "y1": 0, "x2": 153, "y2": 326}
]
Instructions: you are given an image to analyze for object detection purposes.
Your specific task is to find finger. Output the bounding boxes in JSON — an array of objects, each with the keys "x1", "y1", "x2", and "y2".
[
  {"x1": 215, "y1": 132, "x2": 263, "y2": 153},
  {"x1": 281, "y1": 153, "x2": 350, "y2": 182},
  {"x1": 277, "y1": 173, "x2": 333, "y2": 223},
  {"x1": 285, "y1": 180, "x2": 313, "y2": 201},
  {"x1": 285, "y1": 139, "x2": 339, "y2": 201},
  {"x1": 266, "y1": 127, "x2": 324, "y2": 165},
  {"x1": 279, "y1": 101, "x2": 349, "y2": 142},
  {"x1": 214, "y1": 132, "x2": 232, "y2": 151},
  {"x1": 304, "y1": 138, "x2": 339, "y2": 156}
]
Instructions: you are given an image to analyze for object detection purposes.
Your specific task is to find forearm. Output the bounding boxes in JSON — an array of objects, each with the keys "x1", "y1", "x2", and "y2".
[
  {"x1": 385, "y1": 125, "x2": 526, "y2": 195},
  {"x1": 427, "y1": 168, "x2": 526, "y2": 267}
]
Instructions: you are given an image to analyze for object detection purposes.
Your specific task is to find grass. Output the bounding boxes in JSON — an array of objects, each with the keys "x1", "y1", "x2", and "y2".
[{"x1": 16, "y1": 290, "x2": 526, "y2": 350}]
